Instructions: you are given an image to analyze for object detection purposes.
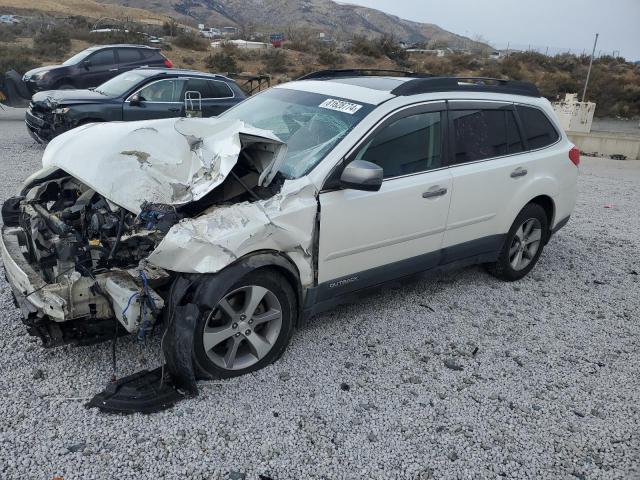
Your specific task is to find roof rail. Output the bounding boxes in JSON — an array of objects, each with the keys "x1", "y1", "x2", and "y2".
[
  {"x1": 298, "y1": 68, "x2": 421, "y2": 80},
  {"x1": 391, "y1": 77, "x2": 540, "y2": 97}
]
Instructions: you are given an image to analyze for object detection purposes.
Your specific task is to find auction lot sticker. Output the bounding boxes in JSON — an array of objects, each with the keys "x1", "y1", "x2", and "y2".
[{"x1": 319, "y1": 99, "x2": 363, "y2": 114}]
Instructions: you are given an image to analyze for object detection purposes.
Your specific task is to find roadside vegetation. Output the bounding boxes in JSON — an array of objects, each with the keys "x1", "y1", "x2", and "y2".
[{"x1": 0, "y1": 12, "x2": 638, "y2": 117}]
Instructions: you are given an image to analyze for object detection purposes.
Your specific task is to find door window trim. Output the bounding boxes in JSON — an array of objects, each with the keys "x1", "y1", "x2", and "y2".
[
  {"x1": 445, "y1": 100, "x2": 562, "y2": 169},
  {"x1": 321, "y1": 100, "x2": 449, "y2": 191}
]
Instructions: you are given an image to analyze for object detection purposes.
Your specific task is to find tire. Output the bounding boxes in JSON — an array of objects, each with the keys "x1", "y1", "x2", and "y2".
[
  {"x1": 192, "y1": 269, "x2": 296, "y2": 379},
  {"x1": 486, "y1": 203, "x2": 549, "y2": 281}
]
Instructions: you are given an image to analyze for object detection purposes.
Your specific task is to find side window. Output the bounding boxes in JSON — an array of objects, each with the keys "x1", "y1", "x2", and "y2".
[
  {"x1": 88, "y1": 49, "x2": 115, "y2": 67},
  {"x1": 451, "y1": 109, "x2": 510, "y2": 163},
  {"x1": 137, "y1": 79, "x2": 185, "y2": 102},
  {"x1": 517, "y1": 106, "x2": 560, "y2": 149},
  {"x1": 185, "y1": 78, "x2": 210, "y2": 98},
  {"x1": 355, "y1": 112, "x2": 443, "y2": 179},
  {"x1": 207, "y1": 80, "x2": 233, "y2": 98},
  {"x1": 117, "y1": 48, "x2": 142, "y2": 64}
]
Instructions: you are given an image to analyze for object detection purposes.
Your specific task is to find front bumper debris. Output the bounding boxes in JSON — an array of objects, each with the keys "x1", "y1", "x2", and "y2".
[{"x1": 1, "y1": 225, "x2": 166, "y2": 344}]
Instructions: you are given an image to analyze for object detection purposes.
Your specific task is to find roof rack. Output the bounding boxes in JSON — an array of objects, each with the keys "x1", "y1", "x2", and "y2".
[
  {"x1": 390, "y1": 77, "x2": 540, "y2": 97},
  {"x1": 297, "y1": 68, "x2": 422, "y2": 80}
]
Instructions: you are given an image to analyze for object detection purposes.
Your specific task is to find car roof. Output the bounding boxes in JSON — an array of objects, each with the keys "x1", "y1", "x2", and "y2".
[
  {"x1": 279, "y1": 71, "x2": 542, "y2": 106},
  {"x1": 132, "y1": 67, "x2": 234, "y2": 81},
  {"x1": 86, "y1": 44, "x2": 159, "y2": 51}
]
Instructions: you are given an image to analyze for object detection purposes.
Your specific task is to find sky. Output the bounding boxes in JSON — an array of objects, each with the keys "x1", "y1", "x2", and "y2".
[{"x1": 341, "y1": 0, "x2": 640, "y2": 61}]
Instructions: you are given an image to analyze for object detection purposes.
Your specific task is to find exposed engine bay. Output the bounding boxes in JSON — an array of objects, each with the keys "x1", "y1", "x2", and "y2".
[{"x1": 2, "y1": 132, "x2": 289, "y2": 347}]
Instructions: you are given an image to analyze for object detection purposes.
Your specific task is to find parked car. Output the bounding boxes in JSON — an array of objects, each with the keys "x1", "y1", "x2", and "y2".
[
  {"x1": 1, "y1": 70, "x2": 578, "y2": 396},
  {"x1": 25, "y1": 68, "x2": 245, "y2": 142},
  {"x1": 21, "y1": 44, "x2": 173, "y2": 95}
]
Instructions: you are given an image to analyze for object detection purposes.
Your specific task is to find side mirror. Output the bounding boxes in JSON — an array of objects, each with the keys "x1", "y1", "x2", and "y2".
[
  {"x1": 340, "y1": 160, "x2": 383, "y2": 192},
  {"x1": 129, "y1": 93, "x2": 143, "y2": 105}
]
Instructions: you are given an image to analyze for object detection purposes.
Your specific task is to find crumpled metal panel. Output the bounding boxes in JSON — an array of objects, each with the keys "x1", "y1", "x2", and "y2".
[
  {"x1": 41, "y1": 117, "x2": 288, "y2": 214},
  {"x1": 147, "y1": 177, "x2": 318, "y2": 286}
]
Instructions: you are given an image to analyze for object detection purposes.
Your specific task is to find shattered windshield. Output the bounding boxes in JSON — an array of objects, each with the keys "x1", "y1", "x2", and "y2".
[{"x1": 220, "y1": 88, "x2": 374, "y2": 178}]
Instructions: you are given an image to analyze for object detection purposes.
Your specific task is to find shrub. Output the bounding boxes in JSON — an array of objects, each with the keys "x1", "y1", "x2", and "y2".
[
  {"x1": 173, "y1": 30, "x2": 209, "y2": 51},
  {"x1": 205, "y1": 52, "x2": 238, "y2": 73},
  {"x1": 350, "y1": 35, "x2": 382, "y2": 58},
  {"x1": 317, "y1": 49, "x2": 344, "y2": 68},
  {"x1": 263, "y1": 50, "x2": 287, "y2": 73},
  {"x1": 33, "y1": 27, "x2": 71, "y2": 58},
  {"x1": 182, "y1": 56, "x2": 195, "y2": 66},
  {"x1": 0, "y1": 44, "x2": 39, "y2": 75}
]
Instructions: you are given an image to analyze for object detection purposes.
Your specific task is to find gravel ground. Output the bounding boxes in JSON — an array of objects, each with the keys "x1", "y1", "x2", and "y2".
[{"x1": 1, "y1": 111, "x2": 639, "y2": 479}]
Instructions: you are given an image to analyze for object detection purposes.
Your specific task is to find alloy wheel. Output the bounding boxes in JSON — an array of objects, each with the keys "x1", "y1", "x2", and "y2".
[
  {"x1": 202, "y1": 285, "x2": 283, "y2": 370},
  {"x1": 509, "y1": 218, "x2": 542, "y2": 271}
]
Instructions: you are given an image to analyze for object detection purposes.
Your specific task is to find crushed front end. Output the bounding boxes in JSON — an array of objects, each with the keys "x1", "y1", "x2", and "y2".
[{"x1": 1, "y1": 174, "x2": 169, "y2": 347}]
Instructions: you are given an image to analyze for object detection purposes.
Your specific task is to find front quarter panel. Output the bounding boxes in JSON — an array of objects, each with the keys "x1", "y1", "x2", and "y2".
[{"x1": 146, "y1": 178, "x2": 318, "y2": 287}]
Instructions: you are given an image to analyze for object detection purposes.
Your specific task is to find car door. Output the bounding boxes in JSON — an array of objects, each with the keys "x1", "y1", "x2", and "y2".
[
  {"x1": 318, "y1": 103, "x2": 453, "y2": 293},
  {"x1": 442, "y1": 101, "x2": 532, "y2": 257},
  {"x1": 122, "y1": 78, "x2": 186, "y2": 121},
  {"x1": 80, "y1": 48, "x2": 117, "y2": 88},
  {"x1": 115, "y1": 48, "x2": 143, "y2": 74}
]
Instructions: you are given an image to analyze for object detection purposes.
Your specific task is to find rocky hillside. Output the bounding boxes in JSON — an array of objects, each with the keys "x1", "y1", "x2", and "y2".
[{"x1": 97, "y1": 0, "x2": 479, "y2": 47}]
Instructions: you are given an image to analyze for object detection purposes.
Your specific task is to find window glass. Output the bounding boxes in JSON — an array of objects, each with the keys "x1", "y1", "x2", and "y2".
[
  {"x1": 356, "y1": 112, "x2": 442, "y2": 178},
  {"x1": 452, "y1": 109, "x2": 510, "y2": 163},
  {"x1": 517, "y1": 106, "x2": 559, "y2": 149},
  {"x1": 207, "y1": 80, "x2": 233, "y2": 98},
  {"x1": 95, "y1": 71, "x2": 148, "y2": 96},
  {"x1": 117, "y1": 48, "x2": 142, "y2": 64},
  {"x1": 88, "y1": 49, "x2": 115, "y2": 67},
  {"x1": 506, "y1": 111, "x2": 524, "y2": 154},
  {"x1": 220, "y1": 88, "x2": 373, "y2": 179},
  {"x1": 137, "y1": 79, "x2": 185, "y2": 102},
  {"x1": 184, "y1": 78, "x2": 210, "y2": 98}
]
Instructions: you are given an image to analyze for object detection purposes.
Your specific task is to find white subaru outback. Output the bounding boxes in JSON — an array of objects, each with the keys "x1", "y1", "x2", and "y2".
[{"x1": 1, "y1": 70, "x2": 578, "y2": 389}]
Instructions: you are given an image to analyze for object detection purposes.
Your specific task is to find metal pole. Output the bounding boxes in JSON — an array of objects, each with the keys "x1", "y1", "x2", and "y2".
[{"x1": 582, "y1": 33, "x2": 599, "y2": 102}]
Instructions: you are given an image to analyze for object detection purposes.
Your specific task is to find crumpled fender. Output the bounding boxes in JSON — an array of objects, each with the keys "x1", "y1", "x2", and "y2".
[
  {"x1": 163, "y1": 252, "x2": 303, "y2": 390},
  {"x1": 147, "y1": 177, "x2": 318, "y2": 288}
]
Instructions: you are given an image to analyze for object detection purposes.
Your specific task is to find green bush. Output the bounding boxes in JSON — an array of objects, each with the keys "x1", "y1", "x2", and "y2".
[
  {"x1": 205, "y1": 52, "x2": 238, "y2": 73},
  {"x1": 173, "y1": 30, "x2": 209, "y2": 51},
  {"x1": 33, "y1": 28, "x2": 71, "y2": 58}
]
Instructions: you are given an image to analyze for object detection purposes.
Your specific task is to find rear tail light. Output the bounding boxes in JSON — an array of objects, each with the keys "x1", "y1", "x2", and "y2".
[
  {"x1": 163, "y1": 58, "x2": 173, "y2": 68},
  {"x1": 569, "y1": 146, "x2": 580, "y2": 166}
]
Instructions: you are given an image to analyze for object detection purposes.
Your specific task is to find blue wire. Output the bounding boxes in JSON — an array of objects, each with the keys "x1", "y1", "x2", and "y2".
[{"x1": 122, "y1": 292, "x2": 139, "y2": 320}]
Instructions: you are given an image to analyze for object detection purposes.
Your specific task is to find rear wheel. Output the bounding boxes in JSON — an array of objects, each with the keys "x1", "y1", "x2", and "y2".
[
  {"x1": 192, "y1": 270, "x2": 296, "y2": 379},
  {"x1": 487, "y1": 203, "x2": 548, "y2": 281}
]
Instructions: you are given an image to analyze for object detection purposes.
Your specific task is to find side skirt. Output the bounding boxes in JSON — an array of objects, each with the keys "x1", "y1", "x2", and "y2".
[{"x1": 302, "y1": 234, "x2": 505, "y2": 321}]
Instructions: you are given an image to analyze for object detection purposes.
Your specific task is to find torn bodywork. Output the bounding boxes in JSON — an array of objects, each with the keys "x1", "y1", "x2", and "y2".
[{"x1": 1, "y1": 116, "x2": 318, "y2": 350}]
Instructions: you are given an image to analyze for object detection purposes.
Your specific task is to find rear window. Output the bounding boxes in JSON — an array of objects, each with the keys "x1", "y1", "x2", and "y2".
[
  {"x1": 517, "y1": 105, "x2": 559, "y2": 149},
  {"x1": 451, "y1": 109, "x2": 524, "y2": 163}
]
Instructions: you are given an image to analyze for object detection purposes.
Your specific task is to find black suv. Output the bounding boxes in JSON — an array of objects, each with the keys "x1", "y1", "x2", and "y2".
[
  {"x1": 25, "y1": 68, "x2": 246, "y2": 142},
  {"x1": 22, "y1": 45, "x2": 173, "y2": 94}
]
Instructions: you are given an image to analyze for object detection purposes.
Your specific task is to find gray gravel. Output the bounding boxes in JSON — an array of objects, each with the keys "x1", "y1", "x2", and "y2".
[{"x1": 1, "y1": 111, "x2": 639, "y2": 479}]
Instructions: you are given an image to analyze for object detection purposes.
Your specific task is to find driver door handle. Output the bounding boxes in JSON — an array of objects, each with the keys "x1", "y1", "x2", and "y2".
[
  {"x1": 109, "y1": 68, "x2": 119, "y2": 72},
  {"x1": 422, "y1": 187, "x2": 448, "y2": 198},
  {"x1": 510, "y1": 167, "x2": 528, "y2": 178}
]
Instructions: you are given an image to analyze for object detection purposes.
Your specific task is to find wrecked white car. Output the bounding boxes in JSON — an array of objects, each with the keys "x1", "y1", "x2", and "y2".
[{"x1": 1, "y1": 72, "x2": 577, "y2": 410}]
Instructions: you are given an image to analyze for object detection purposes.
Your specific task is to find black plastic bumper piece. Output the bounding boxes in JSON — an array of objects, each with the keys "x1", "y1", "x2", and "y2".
[{"x1": 86, "y1": 367, "x2": 186, "y2": 414}]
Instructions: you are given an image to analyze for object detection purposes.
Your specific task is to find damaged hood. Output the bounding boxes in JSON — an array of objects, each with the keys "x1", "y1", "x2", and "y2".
[{"x1": 42, "y1": 117, "x2": 288, "y2": 214}]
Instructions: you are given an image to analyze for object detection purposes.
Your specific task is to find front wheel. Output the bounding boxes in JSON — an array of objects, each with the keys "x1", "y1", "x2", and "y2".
[
  {"x1": 192, "y1": 270, "x2": 296, "y2": 379},
  {"x1": 487, "y1": 203, "x2": 548, "y2": 281}
]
